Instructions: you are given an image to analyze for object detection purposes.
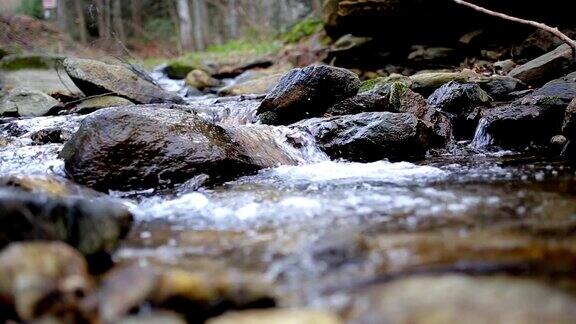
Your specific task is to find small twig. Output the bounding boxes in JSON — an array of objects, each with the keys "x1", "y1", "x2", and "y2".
[{"x1": 453, "y1": 0, "x2": 576, "y2": 59}]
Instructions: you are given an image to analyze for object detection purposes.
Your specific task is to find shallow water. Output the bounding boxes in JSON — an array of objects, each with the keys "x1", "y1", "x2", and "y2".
[{"x1": 3, "y1": 72, "x2": 576, "y2": 320}]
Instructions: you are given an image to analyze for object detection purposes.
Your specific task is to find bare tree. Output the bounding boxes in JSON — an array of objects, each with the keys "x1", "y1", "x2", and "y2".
[
  {"x1": 112, "y1": 0, "x2": 126, "y2": 43},
  {"x1": 176, "y1": 0, "x2": 194, "y2": 51},
  {"x1": 74, "y1": 0, "x2": 88, "y2": 43}
]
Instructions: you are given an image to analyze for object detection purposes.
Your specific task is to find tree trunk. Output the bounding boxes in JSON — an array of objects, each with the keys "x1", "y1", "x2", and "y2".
[
  {"x1": 112, "y1": 0, "x2": 126, "y2": 43},
  {"x1": 130, "y1": 0, "x2": 142, "y2": 37},
  {"x1": 191, "y1": 0, "x2": 206, "y2": 51},
  {"x1": 176, "y1": 0, "x2": 194, "y2": 51},
  {"x1": 74, "y1": 0, "x2": 88, "y2": 44},
  {"x1": 95, "y1": 0, "x2": 110, "y2": 42},
  {"x1": 57, "y1": 0, "x2": 68, "y2": 30},
  {"x1": 227, "y1": 0, "x2": 238, "y2": 39}
]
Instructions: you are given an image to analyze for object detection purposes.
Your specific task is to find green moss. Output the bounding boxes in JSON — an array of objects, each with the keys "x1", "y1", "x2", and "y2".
[
  {"x1": 282, "y1": 18, "x2": 323, "y2": 44},
  {"x1": 165, "y1": 60, "x2": 201, "y2": 79},
  {"x1": 536, "y1": 96, "x2": 563, "y2": 107},
  {"x1": 0, "y1": 54, "x2": 62, "y2": 71},
  {"x1": 359, "y1": 77, "x2": 387, "y2": 93},
  {"x1": 389, "y1": 81, "x2": 409, "y2": 107}
]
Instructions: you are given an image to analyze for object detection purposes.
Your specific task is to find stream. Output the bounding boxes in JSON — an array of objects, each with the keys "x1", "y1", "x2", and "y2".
[{"x1": 2, "y1": 69, "x2": 576, "y2": 320}]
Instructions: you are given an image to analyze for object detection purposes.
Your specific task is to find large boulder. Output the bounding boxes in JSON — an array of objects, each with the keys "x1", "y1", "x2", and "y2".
[
  {"x1": 60, "y1": 106, "x2": 311, "y2": 191},
  {"x1": 257, "y1": 65, "x2": 361, "y2": 125},
  {"x1": 0, "y1": 88, "x2": 60, "y2": 117},
  {"x1": 0, "y1": 189, "x2": 133, "y2": 268},
  {"x1": 508, "y1": 44, "x2": 574, "y2": 86},
  {"x1": 427, "y1": 81, "x2": 492, "y2": 138},
  {"x1": 292, "y1": 112, "x2": 434, "y2": 161},
  {"x1": 63, "y1": 58, "x2": 184, "y2": 104}
]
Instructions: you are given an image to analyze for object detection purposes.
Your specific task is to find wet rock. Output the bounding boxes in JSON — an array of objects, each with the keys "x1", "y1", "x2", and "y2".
[
  {"x1": 59, "y1": 106, "x2": 264, "y2": 191},
  {"x1": 213, "y1": 58, "x2": 274, "y2": 79},
  {"x1": 0, "y1": 189, "x2": 133, "y2": 268},
  {"x1": 509, "y1": 44, "x2": 574, "y2": 86},
  {"x1": 0, "y1": 88, "x2": 60, "y2": 117},
  {"x1": 72, "y1": 95, "x2": 133, "y2": 114},
  {"x1": 165, "y1": 61, "x2": 208, "y2": 79},
  {"x1": 0, "y1": 242, "x2": 91, "y2": 321},
  {"x1": 30, "y1": 128, "x2": 72, "y2": 145},
  {"x1": 219, "y1": 73, "x2": 283, "y2": 96},
  {"x1": 347, "y1": 276, "x2": 576, "y2": 324},
  {"x1": 473, "y1": 72, "x2": 576, "y2": 149},
  {"x1": 293, "y1": 112, "x2": 434, "y2": 162},
  {"x1": 257, "y1": 65, "x2": 361, "y2": 125},
  {"x1": 329, "y1": 83, "x2": 452, "y2": 144},
  {"x1": 0, "y1": 175, "x2": 101, "y2": 198},
  {"x1": 118, "y1": 312, "x2": 186, "y2": 324},
  {"x1": 427, "y1": 81, "x2": 492, "y2": 138},
  {"x1": 62, "y1": 58, "x2": 184, "y2": 104},
  {"x1": 207, "y1": 309, "x2": 342, "y2": 324},
  {"x1": 185, "y1": 69, "x2": 220, "y2": 90},
  {"x1": 0, "y1": 54, "x2": 63, "y2": 71},
  {"x1": 409, "y1": 69, "x2": 484, "y2": 96},
  {"x1": 561, "y1": 98, "x2": 576, "y2": 158},
  {"x1": 481, "y1": 75, "x2": 524, "y2": 100}
]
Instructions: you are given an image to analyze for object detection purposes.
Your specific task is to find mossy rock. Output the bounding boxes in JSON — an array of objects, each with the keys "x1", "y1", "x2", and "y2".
[
  {"x1": 165, "y1": 60, "x2": 203, "y2": 79},
  {"x1": 283, "y1": 18, "x2": 323, "y2": 44},
  {"x1": 359, "y1": 75, "x2": 411, "y2": 93},
  {"x1": 73, "y1": 95, "x2": 133, "y2": 114},
  {"x1": 0, "y1": 54, "x2": 64, "y2": 70}
]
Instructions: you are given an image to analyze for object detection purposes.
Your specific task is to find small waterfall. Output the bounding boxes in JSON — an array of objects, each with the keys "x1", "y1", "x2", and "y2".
[
  {"x1": 226, "y1": 125, "x2": 329, "y2": 167},
  {"x1": 471, "y1": 117, "x2": 494, "y2": 149},
  {"x1": 185, "y1": 97, "x2": 261, "y2": 125}
]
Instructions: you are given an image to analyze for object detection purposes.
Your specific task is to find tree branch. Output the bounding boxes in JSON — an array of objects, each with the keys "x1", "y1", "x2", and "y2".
[{"x1": 453, "y1": 0, "x2": 576, "y2": 59}]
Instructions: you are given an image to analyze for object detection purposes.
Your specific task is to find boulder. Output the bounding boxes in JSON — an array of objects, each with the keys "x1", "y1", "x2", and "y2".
[
  {"x1": 0, "y1": 88, "x2": 60, "y2": 117},
  {"x1": 72, "y1": 95, "x2": 133, "y2": 114},
  {"x1": 292, "y1": 112, "x2": 434, "y2": 161},
  {"x1": 0, "y1": 189, "x2": 133, "y2": 268},
  {"x1": 164, "y1": 60, "x2": 207, "y2": 79},
  {"x1": 59, "y1": 106, "x2": 291, "y2": 191},
  {"x1": 207, "y1": 309, "x2": 342, "y2": 324},
  {"x1": 30, "y1": 127, "x2": 72, "y2": 145},
  {"x1": 328, "y1": 82, "x2": 452, "y2": 144},
  {"x1": 427, "y1": 81, "x2": 492, "y2": 138},
  {"x1": 257, "y1": 65, "x2": 361, "y2": 125},
  {"x1": 62, "y1": 58, "x2": 184, "y2": 104},
  {"x1": 0, "y1": 175, "x2": 101, "y2": 198},
  {"x1": 185, "y1": 69, "x2": 220, "y2": 90},
  {"x1": 508, "y1": 44, "x2": 574, "y2": 86},
  {"x1": 409, "y1": 70, "x2": 484, "y2": 96},
  {"x1": 0, "y1": 242, "x2": 91, "y2": 322}
]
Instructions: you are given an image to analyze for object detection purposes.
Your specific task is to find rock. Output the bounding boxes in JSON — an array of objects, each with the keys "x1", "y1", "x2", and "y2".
[
  {"x1": 494, "y1": 59, "x2": 517, "y2": 74},
  {"x1": 212, "y1": 58, "x2": 274, "y2": 79},
  {"x1": 0, "y1": 242, "x2": 91, "y2": 321},
  {"x1": 0, "y1": 175, "x2": 101, "y2": 198},
  {"x1": 525, "y1": 71, "x2": 576, "y2": 106},
  {"x1": 0, "y1": 88, "x2": 60, "y2": 117},
  {"x1": 219, "y1": 73, "x2": 283, "y2": 96},
  {"x1": 481, "y1": 75, "x2": 524, "y2": 100},
  {"x1": 72, "y1": 95, "x2": 133, "y2": 114},
  {"x1": 508, "y1": 44, "x2": 574, "y2": 86},
  {"x1": 185, "y1": 69, "x2": 220, "y2": 90},
  {"x1": 409, "y1": 69, "x2": 484, "y2": 95},
  {"x1": 0, "y1": 189, "x2": 133, "y2": 268},
  {"x1": 207, "y1": 309, "x2": 342, "y2": 324},
  {"x1": 62, "y1": 58, "x2": 183, "y2": 104},
  {"x1": 293, "y1": 112, "x2": 434, "y2": 162},
  {"x1": 257, "y1": 65, "x2": 361, "y2": 125},
  {"x1": 427, "y1": 81, "x2": 492, "y2": 138},
  {"x1": 561, "y1": 98, "x2": 576, "y2": 157},
  {"x1": 328, "y1": 83, "x2": 452, "y2": 144},
  {"x1": 0, "y1": 54, "x2": 63, "y2": 71},
  {"x1": 59, "y1": 106, "x2": 267, "y2": 191},
  {"x1": 30, "y1": 127, "x2": 72, "y2": 145},
  {"x1": 118, "y1": 313, "x2": 186, "y2": 324},
  {"x1": 347, "y1": 275, "x2": 576, "y2": 324}
]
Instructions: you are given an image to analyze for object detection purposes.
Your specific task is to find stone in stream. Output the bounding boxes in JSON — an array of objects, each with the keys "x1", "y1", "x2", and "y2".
[
  {"x1": 62, "y1": 58, "x2": 184, "y2": 104},
  {"x1": 185, "y1": 69, "x2": 220, "y2": 90},
  {"x1": 0, "y1": 189, "x2": 133, "y2": 270},
  {"x1": 292, "y1": 112, "x2": 434, "y2": 162},
  {"x1": 61, "y1": 106, "x2": 314, "y2": 191},
  {"x1": 71, "y1": 95, "x2": 133, "y2": 114},
  {"x1": 29, "y1": 127, "x2": 72, "y2": 145},
  {"x1": 472, "y1": 72, "x2": 576, "y2": 150},
  {"x1": 346, "y1": 275, "x2": 576, "y2": 324},
  {"x1": 219, "y1": 73, "x2": 283, "y2": 96},
  {"x1": 0, "y1": 88, "x2": 60, "y2": 117},
  {"x1": 427, "y1": 81, "x2": 492, "y2": 139},
  {"x1": 257, "y1": 65, "x2": 361, "y2": 125},
  {"x1": 327, "y1": 83, "x2": 452, "y2": 144},
  {"x1": 509, "y1": 44, "x2": 575, "y2": 86},
  {"x1": 207, "y1": 309, "x2": 342, "y2": 324},
  {"x1": 0, "y1": 242, "x2": 92, "y2": 322}
]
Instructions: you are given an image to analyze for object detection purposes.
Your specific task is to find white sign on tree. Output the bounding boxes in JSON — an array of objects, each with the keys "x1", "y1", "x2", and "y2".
[{"x1": 43, "y1": 0, "x2": 57, "y2": 10}]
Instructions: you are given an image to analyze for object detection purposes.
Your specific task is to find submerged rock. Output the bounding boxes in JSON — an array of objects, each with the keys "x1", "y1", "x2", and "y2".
[
  {"x1": 0, "y1": 189, "x2": 133, "y2": 268},
  {"x1": 257, "y1": 65, "x2": 361, "y2": 125},
  {"x1": 185, "y1": 69, "x2": 220, "y2": 90},
  {"x1": 60, "y1": 106, "x2": 265, "y2": 191},
  {"x1": 62, "y1": 58, "x2": 184, "y2": 104},
  {"x1": 347, "y1": 275, "x2": 576, "y2": 324},
  {"x1": 0, "y1": 88, "x2": 60, "y2": 117},
  {"x1": 428, "y1": 81, "x2": 492, "y2": 138},
  {"x1": 72, "y1": 95, "x2": 133, "y2": 114},
  {"x1": 293, "y1": 112, "x2": 433, "y2": 161},
  {"x1": 0, "y1": 242, "x2": 91, "y2": 321},
  {"x1": 207, "y1": 309, "x2": 342, "y2": 324}
]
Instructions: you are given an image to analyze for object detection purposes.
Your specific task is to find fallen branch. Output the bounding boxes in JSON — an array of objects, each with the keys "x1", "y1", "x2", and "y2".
[{"x1": 453, "y1": 0, "x2": 576, "y2": 59}]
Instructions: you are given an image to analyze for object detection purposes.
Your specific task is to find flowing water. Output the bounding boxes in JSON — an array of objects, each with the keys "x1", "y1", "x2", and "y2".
[{"x1": 2, "y1": 72, "x2": 576, "y2": 320}]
